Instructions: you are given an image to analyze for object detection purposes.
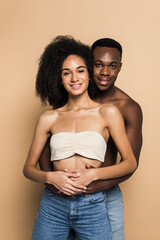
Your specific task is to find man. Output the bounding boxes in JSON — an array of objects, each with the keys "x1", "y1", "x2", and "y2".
[{"x1": 39, "y1": 38, "x2": 143, "y2": 240}]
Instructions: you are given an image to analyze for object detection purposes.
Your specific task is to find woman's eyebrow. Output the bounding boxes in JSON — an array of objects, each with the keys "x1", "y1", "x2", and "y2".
[
  {"x1": 62, "y1": 66, "x2": 86, "y2": 71},
  {"x1": 61, "y1": 68, "x2": 70, "y2": 71},
  {"x1": 77, "y1": 66, "x2": 86, "y2": 69}
]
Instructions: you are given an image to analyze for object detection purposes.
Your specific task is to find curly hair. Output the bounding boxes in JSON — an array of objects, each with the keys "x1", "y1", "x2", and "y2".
[{"x1": 36, "y1": 35, "x2": 95, "y2": 108}]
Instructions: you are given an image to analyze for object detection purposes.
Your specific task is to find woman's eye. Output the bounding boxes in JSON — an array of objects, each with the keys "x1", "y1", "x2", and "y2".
[
  {"x1": 78, "y1": 69, "x2": 84, "y2": 73},
  {"x1": 63, "y1": 72, "x2": 70, "y2": 76}
]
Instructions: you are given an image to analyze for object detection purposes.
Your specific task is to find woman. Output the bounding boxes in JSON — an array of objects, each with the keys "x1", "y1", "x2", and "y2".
[{"x1": 23, "y1": 36, "x2": 137, "y2": 240}]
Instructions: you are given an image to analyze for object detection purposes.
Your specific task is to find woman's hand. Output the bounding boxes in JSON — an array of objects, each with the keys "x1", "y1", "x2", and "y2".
[
  {"x1": 47, "y1": 171, "x2": 87, "y2": 196},
  {"x1": 70, "y1": 168, "x2": 96, "y2": 187}
]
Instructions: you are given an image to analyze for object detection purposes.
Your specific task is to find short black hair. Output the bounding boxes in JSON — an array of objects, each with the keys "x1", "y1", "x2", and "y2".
[
  {"x1": 36, "y1": 35, "x2": 95, "y2": 108},
  {"x1": 91, "y1": 38, "x2": 122, "y2": 60}
]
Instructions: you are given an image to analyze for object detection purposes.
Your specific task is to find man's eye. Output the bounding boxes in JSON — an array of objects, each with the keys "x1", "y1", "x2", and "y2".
[
  {"x1": 110, "y1": 65, "x2": 117, "y2": 69},
  {"x1": 95, "y1": 63, "x2": 102, "y2": 68}
]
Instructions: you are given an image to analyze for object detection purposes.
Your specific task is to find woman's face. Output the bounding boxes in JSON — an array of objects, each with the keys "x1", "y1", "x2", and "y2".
[{"x1": 61, "y1": 55, "x2": 90, "y2": 96}]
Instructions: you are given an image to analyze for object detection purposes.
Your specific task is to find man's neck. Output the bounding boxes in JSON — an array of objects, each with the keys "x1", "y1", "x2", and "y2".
[{"x1": 96, "y1": 85, "x2": 117, "y2": 102}]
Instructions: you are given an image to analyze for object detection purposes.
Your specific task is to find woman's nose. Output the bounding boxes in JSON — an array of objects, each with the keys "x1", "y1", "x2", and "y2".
[{"x1": 71, "y1": 72, "x2": 79, "y2": 82}]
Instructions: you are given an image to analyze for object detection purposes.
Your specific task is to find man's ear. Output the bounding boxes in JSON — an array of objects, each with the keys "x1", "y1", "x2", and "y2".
[{"x1": 119, "y1": 62, "x2": 122, "y2": 72}]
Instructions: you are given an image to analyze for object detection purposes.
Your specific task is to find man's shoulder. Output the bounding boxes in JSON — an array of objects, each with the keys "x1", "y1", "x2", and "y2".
[
  {"x1": 97, "y1": 86, "x2": 142, "y2": 122},
  {"x1": 99, "y1": 87, "x2": 142, "y2": 126},
  {"x1": 114, "y1": 88, "x2": 143, "y2": 124},
  {"x1": 114, "y1": 87, "x2": 141, "y2": 110}
]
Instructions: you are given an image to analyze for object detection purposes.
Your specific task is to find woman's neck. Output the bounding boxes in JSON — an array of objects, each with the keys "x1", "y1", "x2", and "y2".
[{"x1": 66, "y1": 92, "x2": 96, "y2": 111}]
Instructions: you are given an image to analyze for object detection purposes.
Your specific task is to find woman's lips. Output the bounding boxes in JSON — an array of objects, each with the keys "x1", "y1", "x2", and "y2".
[{"x1": 70, "y1": 83, "x2": 82, "y2": 90}]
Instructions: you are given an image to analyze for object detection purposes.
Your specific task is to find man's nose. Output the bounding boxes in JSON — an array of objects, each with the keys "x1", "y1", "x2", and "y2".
[{"x1": 100, "y1": 66, "x2": 110, "y2": 76}]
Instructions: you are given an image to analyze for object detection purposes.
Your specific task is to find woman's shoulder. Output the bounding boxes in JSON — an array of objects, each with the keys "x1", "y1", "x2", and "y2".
[
  {"x1": 35, "y1": 109, "x2": 59, "y2": 133},
  {"x1": 98, "y1": 103, "x2": 124, "y2": 128},
  {"x1": 38, "y1": 109, "x2": 59, "y2": 124},
  {"x1": 98, "y1": 103, "x2": 123, "y2": 125},
  {"x1": 99, "y1": 103, "x2": 121, "y2": 116}
]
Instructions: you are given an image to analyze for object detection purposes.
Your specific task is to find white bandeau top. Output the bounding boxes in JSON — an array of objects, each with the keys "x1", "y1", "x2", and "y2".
[{"x1": 50, "y1": 131, "x2": 107, "y2": 163}]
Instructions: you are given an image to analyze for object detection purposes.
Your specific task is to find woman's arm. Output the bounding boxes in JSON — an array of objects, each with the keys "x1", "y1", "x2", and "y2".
[
  {"x1": 23, "y1": 113, "x2": 51, "y2": 183},
  {"x1": 93, "y1": 105, "x2": 137, "y2": 180},
  {"x1": 94, "y1": 106, "x2": 137, "y2": 180},
  {"x1": 23, "y1": 112, "x2": 86, "y2": 195},
  {"x1": 86, "y1": 102, "x2": 143, "y2": 194},
  {"x1": 73, "y1": 105, "x2": 137, "y2": 186}
]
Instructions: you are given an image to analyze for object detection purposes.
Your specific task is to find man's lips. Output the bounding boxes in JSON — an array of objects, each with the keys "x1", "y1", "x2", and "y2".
[{"x1": 97, "y1": 78, "x2": 111, "y2": 86}]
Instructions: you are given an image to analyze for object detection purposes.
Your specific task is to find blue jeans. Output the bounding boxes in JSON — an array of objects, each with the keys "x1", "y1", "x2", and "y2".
[
  {"x1": 67, "y1": 185, "x2": 124, "y2": 240},
  {"x1": 105, "y1": 186, "x2": 124, "y2": 240},
  {"x1": 32, "y1": 188, "x2": 112, "y2": 240}
]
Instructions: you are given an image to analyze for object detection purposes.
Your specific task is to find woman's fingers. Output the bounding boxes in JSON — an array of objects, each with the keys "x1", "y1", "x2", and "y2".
[
  {"x1": 60, "y1": 188, "x2": 78, "y2": 195},
  {"x1": 59, "y1": 179, "x2": 87, "y2": 195},
  {"x1": 67, "y1": 178, "x2": 87, "y2": 190},
  {"x1": 58, "y1": 185, "x2": 83, "y2": 196},
  {"x1": 64, "y1": 169, "x2": 79, "y2": 173},
  {"x1": 50, "y1": 171, "x2": 86, "y2": 195},
  {"x1": 66, "y1": 171, "x2": 80, "y2": 178}
]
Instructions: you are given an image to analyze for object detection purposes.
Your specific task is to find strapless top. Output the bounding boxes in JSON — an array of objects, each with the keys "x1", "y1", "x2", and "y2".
[{"x1": 50, "y1": 131, "x2": 107, "y2": 163}]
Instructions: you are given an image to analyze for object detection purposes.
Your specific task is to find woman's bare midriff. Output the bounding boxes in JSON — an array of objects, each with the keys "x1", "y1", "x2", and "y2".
[{"x1": 53, "y1": 154, "x2": 102, "y2": 171}]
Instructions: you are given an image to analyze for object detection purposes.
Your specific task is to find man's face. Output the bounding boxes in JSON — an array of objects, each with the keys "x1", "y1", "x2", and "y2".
[{"x1": 93, "y1": 47, "x2": 122, "y2": 91}]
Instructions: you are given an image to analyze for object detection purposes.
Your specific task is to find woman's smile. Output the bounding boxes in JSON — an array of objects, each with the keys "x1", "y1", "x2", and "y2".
[
  {"x1": 70, "y1": 83, "x2": 83, "y2": 90},
  {"x1": 61, "y1": 55, "x2": 89, "y2": 96}
]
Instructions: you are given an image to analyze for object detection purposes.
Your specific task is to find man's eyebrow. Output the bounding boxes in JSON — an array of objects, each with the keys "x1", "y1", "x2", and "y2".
[
  {"x1": 109, "y1": 61, "x2": 118, "y2": 64},
  {"x1": 94, "y1": 60, "x2": 118, "y2": 64},
  {"x1": 94, "y1": 60, "x2": 103, "y2": 63}
]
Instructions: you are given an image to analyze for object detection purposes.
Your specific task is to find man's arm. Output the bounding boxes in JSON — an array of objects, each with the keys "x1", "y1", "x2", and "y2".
[{"x1": 86, "y1": 101, "x2": 143, "y2": 194}]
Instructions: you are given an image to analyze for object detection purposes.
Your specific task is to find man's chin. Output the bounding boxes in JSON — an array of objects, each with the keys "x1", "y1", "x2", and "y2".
[{"x1": 97, "y1": 84, "x2": 110, "y2": 91}]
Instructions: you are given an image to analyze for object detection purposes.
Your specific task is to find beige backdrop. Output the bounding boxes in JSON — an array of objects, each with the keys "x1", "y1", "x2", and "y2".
[{"x1": 0, "y1": 0, "x2": 160, "y2": 239}]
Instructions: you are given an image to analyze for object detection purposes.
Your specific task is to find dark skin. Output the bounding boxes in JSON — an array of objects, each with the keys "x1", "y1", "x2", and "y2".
[{"x1": 39, "y1": 46, "x2": 143, "y2": 194}]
